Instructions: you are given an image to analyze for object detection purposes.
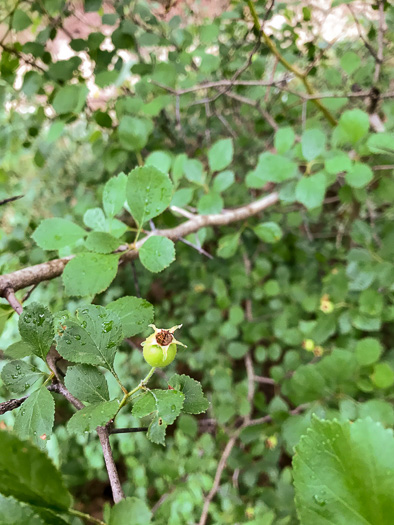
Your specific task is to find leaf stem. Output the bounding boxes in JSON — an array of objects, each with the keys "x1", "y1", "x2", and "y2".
[
  {"x1": 68, "y1": 508, "x2": 107, "y2": 525},
  {"x1": 136, "y1": 151, "x2": 143, "y2": 166},
  {"x1": 116, "y1": 367, "x2": 156, "y2": 416}
]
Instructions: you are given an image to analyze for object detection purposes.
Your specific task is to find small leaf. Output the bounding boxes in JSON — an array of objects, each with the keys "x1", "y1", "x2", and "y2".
[
  {"x1": 296, "y1": 172, "x2": 326, "y2": 209},
  {"x1": 152, "y1": 389, "x2": 185, "y2": 425},
  {"x1": 253, "y1": 222, "x2": 283, "y2": 243},
  {"x1": 293, "y1": 417, "x2": 394, "y2": 525},
  {"x1": 148, "y1": 415, "x2": 166, "y2": 445},
  {"x1": 4, "y1": 340, "x2": 34, "y2": 359},
  {"x1": 208, "y1": 138, "x2": 233, "y2": 172},
  {"x1": 197, "y1": 192, "x2": 223, "y2": 215},
  {"x1": 52, "y1": 85, "x2": 88, "y2": 114},
  {"x1": 183, "y1": 159, "x2": 205, "y2": 185},
  {"x1": 139, "y1": 236, "x2": 175, "y2": 273},
  {"x1": 18, "y1": 303, "x2": 54, "y2": 361},
  {"x1": 84, "y1": 207, "x2": 107, "y2": 231},
  {"x1": 132, "y1": 392, "x2": 156, "y2": 418},
  {"x1": 12, "y1": 10, "x2": 32, "y2": 31},
  {"x1": 355, "y1": 337, "x2": 383, "y2": 366},
  {"x1": 126, "y1": 166, "x2": 173, "y2": 226},
  {"x1": 118, "y1": 116, "x2": 151, "y2": 151},
  {"x1": 62, "y1": 253, "x2": 120, "y2": 296},
  {"x1": 274, "y1": 126, "x2": 295, "y2": 154},
  {"x1": 372, "y1": 363, "x2": 394, "y2": 389},
  {"x1": 56, "y1": 305, "x2": 123, "y2": 370},
  {"x1": 169, "y1": 374, "x2": 209, "y2": 414},
  {"x1": 1, "y1": 361, "x2": 44, "y2": 394},
  {"x1": 14, "y1": 387, "x2": 55, "y2": 449},
  {"x1": 65, "y1": 365, "x2": 109, "y2": 403},
  {"x1": 345, "y1": 162, "x2": 373, "y2": 188},
  {"x1": 301, "y1": 129, "x2": 326, "y2": 161},
  {"x1": 217, "y1": 232, "x2": 241, "y2": 258},
  {"x1": 338, "y1": 109, "x2": 370, "y2": 144},
  {"x1": 212, "y1": 170, "x2": 235, "y2": 193},
  {"x1": 103, "y1": 173, "x2": 127, "y2": 218},
  {"x1": 109, "y1": 497, "x2": 152, "y2": 525},
  {"x1": 146, "y1": 151, "x2": 172, "y2": 174},
  {"x1": 85, "y1": 232, "x2": 121, "y2": 254},
  {"x1": 67, "y1": 400, "x2": 119, "y2": 434},
  {"x1": 367, "y1": 133, "x2": 394, "y2": 155},
  {"x1": 171, "y1": 188, "x2": 194, "y2": 207},
  {"x1": 324, "y1": 154, "x2": 352, "y2": 174},
  {"x1": 340, "y1": 51, "x2": 361, "y2": 74},
  {"x1": 32, "y1": 218, "x2": 86, "y2": 250},
  {"x1": 0, "y1": 494, "x2": 45, "y2": 525},
  {"x1": 106, "y1": 296, "x2": 154, "y2": 337},
  {"x1": 246, "y1": 153, "x2": 298, "y2": 187}
]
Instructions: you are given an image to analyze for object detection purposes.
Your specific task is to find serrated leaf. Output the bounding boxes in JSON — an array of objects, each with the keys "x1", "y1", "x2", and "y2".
[
  {"x1": 62, "y1": 253, "x2": 120, "y2": 296},
  {"x1": 18, "y1": 303, "x2": 54, "y2": 361},
  {"x1": 56, "y1": 305, "x2": 123, "y2": 370},
  {"x1": 14, "y1": 387, "x2": 55, "y2": 449},
  {"x1": 152, "y1": 389, "x2": 185, "y2": 424},
  {"x1": 139, "y1": 236, "x2": 175, "y2": 273},
  {"x1": 1, "y1": 361, "x2": 44, "y2": 394},
  {"x1": 83, "y1": 207, "x2": 107, "y2": 231},
  {"x1": 169, "y1": 374, "x2": 209, "y2": 414},
  {"x1": 132, "y1": 392, "x2": 156, "y2": 418},
  {"x1": 126, "y1": 166, "x2": 173, "y2": 226},
  {"x1": 0, "y1": 431, "x2": 72, "y2": 511},
  {"x1": 208, "y1": 138, "x2": 233, "y2": 172},
  {"x1": 293, "y1": 417, "x2": 394, "y2": 525},
  {"x1": 85, "y1": 232, "x2": 121, "y2": 254},
  {"x1": 4, "y1": 340, "x2": 34, "y2": 359},
  {"x1": 103, "y1": 173, "x2": 127, "y2": 218},
  {"x1": 109, "y1": 497, "x2": 152, "y2": 525},
  {"x1": 253, "y1": 222, "x2": 283, "y2": 243},
  {"x1": 106, "y1": 296, "x2": 154, "y2": 337},
  {"x1": 296, "y1": 173, "x2": 326, "y2": 209},
  {"x1": 367, "y1": 133, "x2": 394, "y2": 155},
  {"x1": 67, "y1": 400, "x2": 119, "y2": 434},
  {"x1": 147, "y1": 415, "x2": 166, "y2": 445},
  {"x1": 65, "y1": 364, "x2": 109, "y2": 403},
  {"x1": 0, "y1": 494, "x2": 45, "y2": 525},
  {"x1": 32, "y1": 218, "x2": 86, "y2": 250}
]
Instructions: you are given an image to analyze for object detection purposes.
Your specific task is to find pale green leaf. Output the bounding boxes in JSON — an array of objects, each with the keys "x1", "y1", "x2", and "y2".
[
  {"x1": 212, "y1": 170, "x2": 235, "y2": 193},
  {"x1": 109, "y1": 497, "x2": 152, "y2": 525},
  {"x1": 338, "y1": 109, "x2": 370, "y2": 144},
  {"x1": 253, "y1": 222, "x2": 283, "y2": 243},
  {"x1": 217, "y1": 232, "x2": 240, "y2": 258},
  {"x1": 103, "y1": 173, "x2": 127, "y2": 218},
  {"x1": 301, "y1": 129, "x2": 326, "y2": 161},
  {"x1": 197, "y1": 192, "x2": 223, "y2": 215},
  {"x1": 345, "y1": 163, "x2": 373, "y2": 188},
  {"x1": 0, "y1": 495, "x2": 45, "y2": 525},
  {"x1": 32, "y1": 218, "x2": 86, "y2": 250},
  {"x1": 62, "y1": 253, "x2": 120, "y2": 296},
  {"x1": 139, "y1": 236, "x2": 175, "y2": 273},
  {"x1": 274, "y1": 127, "x2": 295, "y2": 154},
  {"x1": 296, "y1": 173, "x2": 326, "y2": 209},
  {"x1": 246, "y1": 153, "x2": 298, "y2": 187},
  {"x1": 208, "y1": 138, "x2": 233, "y2": 172}
]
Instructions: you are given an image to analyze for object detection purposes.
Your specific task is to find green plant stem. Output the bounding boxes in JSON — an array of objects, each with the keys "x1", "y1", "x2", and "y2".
[
  {"x1": 247, "y1": 0, "x2": 337, "y2": 126},
  {"x1": 136, "y1": 151, "x2": 143, "y2": 166},
  {"x1": 111, "y1": 368, "x2": 128, "y2": 395},
  {"x1": 68, "y1": 508, "x2": 107, "y2": 525},
  {"x1": 116, "y1": 367, "x2": 156, "y2": 416}
]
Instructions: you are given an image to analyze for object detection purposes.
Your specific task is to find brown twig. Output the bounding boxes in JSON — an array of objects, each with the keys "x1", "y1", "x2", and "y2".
[
  {"x1": 97, "y1": 425, "x2": 125, "y2": 503},
  {"x1": 109, "y1": 427, "x2": 148, "y2": 434},
  {"x1": 374, "y1": 0, "x2": 386, "y2": 84},
  {"x1": 3, "y1": 286, "x2": 23, "y2": 315}
]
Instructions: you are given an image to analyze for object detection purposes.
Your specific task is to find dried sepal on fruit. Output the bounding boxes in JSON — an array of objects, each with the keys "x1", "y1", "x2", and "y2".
[{"x1": 141, "y1": 324, "x2": 186, "y2": 368}]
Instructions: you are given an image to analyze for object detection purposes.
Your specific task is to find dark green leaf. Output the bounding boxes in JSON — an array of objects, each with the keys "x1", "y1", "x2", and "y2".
[
  {"x1": 1, "y1": 361, "x2": 44, "y2": 394},
  {"x1": 67, "y1": 400, "x2": 119, "y2": 434},
  {"x1": 208, "y1": 138, "x2": 233, "y2": 172},
  {"x1": 253, "y1": 222, "x2": 283, "y2": 243},
  {"x1": 18, "y1": 303, "x2": 54, "y2": 361},
  {"x1": 109, "y1": 497, "x2": 151, "y2": 525},
  {"x1": 106, "y1": 296, "x2": 154, "y2": 337},
  {"x1": 65, "y1": 364, "x2": 109, "y2": 403},
  {"x1": 85, "y1": 232, "x2": 121, "y2": 254},
  {"x1": 169, "y1": 374, "x2": 209, "y2": 414},
  {"x1": 62, "y1": 253, "x2": 120, "y2": 296}
]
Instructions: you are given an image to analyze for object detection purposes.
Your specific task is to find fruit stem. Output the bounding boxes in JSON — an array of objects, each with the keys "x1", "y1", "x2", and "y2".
[{"x1": 115, "y1": 367, "x2": 156, "y2": 416}]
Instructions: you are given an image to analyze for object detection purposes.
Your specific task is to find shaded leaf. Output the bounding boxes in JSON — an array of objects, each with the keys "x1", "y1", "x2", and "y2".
[{"x1": 65, "y1": 365, "x2": 109, "y2": 403}]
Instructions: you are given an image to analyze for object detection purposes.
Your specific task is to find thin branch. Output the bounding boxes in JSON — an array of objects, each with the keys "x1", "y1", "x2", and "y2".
[
  {"x1": 97, "y1": 425, "x2": 125, "y2": 503},
  {"x1": 253, "y1": 375, "x2": 275, "y2": 385},
  {"x1": 0, "y1": 195, "x2": 23, "y2": 206},
  {"x1": 347, "y1": 4, "x2": 380, "y2": 62},
  {"x1": 3, "y1": 286, "x2": 23, "y2": 315},
  {"x1": 0, "y1": 192, "x2": 279, "y2": 295},
  {"x1": 110, "y1": 427, "x2": 148, "y2": 434},
  {"x1": 374, "y1": 0, "x2": 386, "y2": 83},
  {"x1": 179, "y1": 237, "x2": 213, "y2": 259}
]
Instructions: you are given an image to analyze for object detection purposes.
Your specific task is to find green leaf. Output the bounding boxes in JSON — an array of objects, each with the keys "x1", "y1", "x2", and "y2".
[
  {"x1": 106, "y1": 296, "x2": 154, "y2": 337},
  {"x1": 139, "y1": 236, "x2": 175, "y2": 273},
  {"x1": 22, "y1": 71, "x2": 42, "y2": 97},
  {"x1": 1, "y1": 361, "x2": 44, "y2": 394},
  {"x1": 301, "y1": 129, "x2": 326, "y2": 161},
  {"x1": 340, "y1": 51, "x2": 361, "y2": 74},
  {"x1": 146, "y1": 151, "x2": 172, "y2": 174},
  {"x1": 355, "y1": 337, "x2": 383, "y2": 366},
  {"x1": 18, "y1": 303, "x2": 54, "y2": 361},
  {"x1": 212, "y1": 170, "x2": 235, "y2": 193},
  {"x1": 103, "y1": 173, "x2": 127, "y2": 218},
  {"x1": 12, "y1": 10, "x2": 32, "y2": 31},
  {"x1": 67, "y1": 400, "x2": 119, "y2": 434},
  {"x1": 338, "y1": 109, "x2": 370, "y2": 144},
  {"x1": 324, "y1": 153, "x2": 352, "y2": 175},
  {"x1": 32, "y1": 218, "x2": 86, "y2": 250},
  {"x1": 118, "y1": 116, "x2": 151, "y2": 151},
  {"x1": 126, "y1": 166, "x2": 173, "y2": 226},
  {"x1": 345, "y1": 162, "x2": 373, "y2": 188},
  {"x1": 246, "y1": 153, "x2": 298, "y2": 187},
  {"x1": 62, "y1": 253, "x2": 120, "y2": 296},
  {"x1": 109, "y1": 497, "x2": 152, "y2": 525},
  {"x1": 372, "y1": 363, "x2": 394, "y2": 389},
  {"x1": 132, "y1": 392, "x2": 156, "y2": 418},
  {"x1": 14, "y1": 387, "x2": 55, "y2": 449},
  {"x1": 56, "y1": 305, "x2": 123, "y2": 370},
  {"x1": 274, "y1": 127, "x2": 295, "y2": 154},
  {"x1": 169, "y1": 374, "x2": 209, "y2": 414},
  {"x1": 0, "y1": 494, "x2": 45, "y2": 525},
  {"x1": 367, "y1": 133, "x2": 394, "y2": 155},
  {"x1": 217, "y1": 232, "x2": 241, "y2": 258},
  {"x1": 147, "y1": 416, "x2": 167, "y2": 445},
  {"x1": 4, "y1": 340, "x2": 34, "y2": 359},
  {"x1": 65, "y1": 364, "x2": 109, "y2": 403},
  {"x1": 84, "y1": 207, "x2": 107, "y2": 231},
  {"x1": 296, "y1": 173, "x2": 326, "y2": 209},
  {"x1": 208, "y1": 138, "x2": 233, "y2": 172},
  {"x1": 52, "y1": 85, "x2": 88, "y2": 114},
  {"x1": 85, "y1": 232, "x2": 121, "y2": 254},
  {"x1": 171, "y1": 188, "x2": 194, "y2": 207},
  {"x1": 183, "y1": 159, "x2": 205, "y2": 185},
  {"x1": 293, "y1": 417, "x2": 394, "y2": 525},
  {"x1": 0, "y1": 431, "x2": 72, "y2": 511},
  {"x1": 197, "y1": 192, "x2": 224, "y2": 215},
  {"x1": 253, "y1": 222, "x2": 283, "y2": 243},
  {"x1": 171, "y1": 153, "x2": 187, "y2": 185}
]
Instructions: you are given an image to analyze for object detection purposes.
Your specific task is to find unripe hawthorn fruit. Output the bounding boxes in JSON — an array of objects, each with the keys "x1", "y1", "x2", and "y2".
[{"x1": 142, "y1": 324, "x2": 186, "y2": 368}]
